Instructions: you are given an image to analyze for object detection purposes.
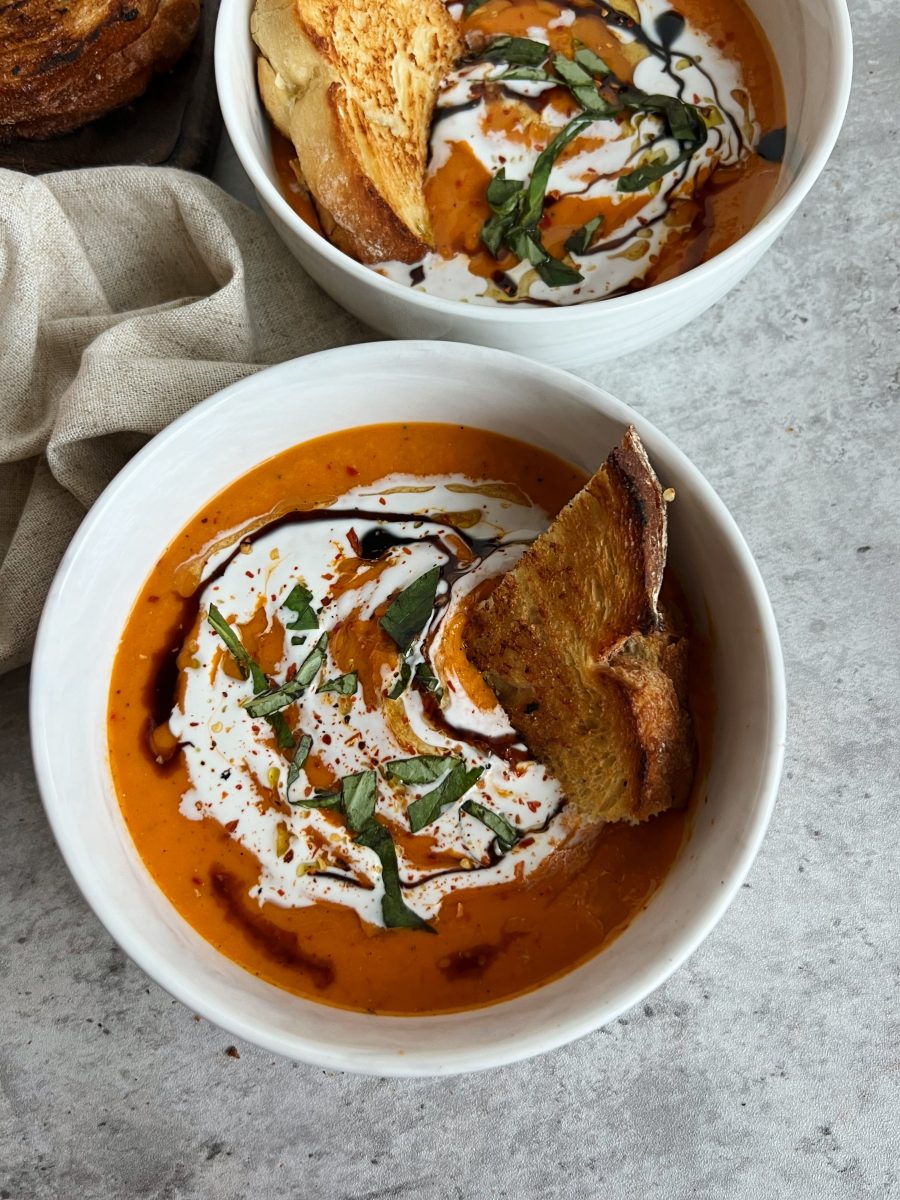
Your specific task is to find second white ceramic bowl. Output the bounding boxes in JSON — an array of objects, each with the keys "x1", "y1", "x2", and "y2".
[
  {"x1": 31, "y1": 342, "x2": 785, "y2": 1075},
  {"x1": 215, "y1": 0, "x2": 851, "y2": 366}
]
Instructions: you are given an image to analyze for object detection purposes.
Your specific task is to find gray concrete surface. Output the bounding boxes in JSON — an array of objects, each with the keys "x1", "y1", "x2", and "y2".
[{"x1": 2, "y1": 0, "x2": 898, "y2": 1195}]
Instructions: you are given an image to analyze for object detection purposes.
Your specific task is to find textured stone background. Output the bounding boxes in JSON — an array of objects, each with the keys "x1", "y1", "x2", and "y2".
[{"x1": 2, "y1": 0, "x2": 898, "y2": 1195}]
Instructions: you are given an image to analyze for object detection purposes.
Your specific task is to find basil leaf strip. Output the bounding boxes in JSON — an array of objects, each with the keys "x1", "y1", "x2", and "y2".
[
  {"x1": 295, "y1": 790, "x2": 342, "y2": 810},
  {"x1": 573, "y1": 41, "x2": 610, "y2": 77},
  {"x1": 482, "y1": 35, "x2": 550, "y2": 67},
  {"x1": 491, "y1": 65, "x2": 554, "y2": 83},
  {"x1": 341, "y1": 770, "x2": 378, "y2": 833},
  {"x1": 242, "y1": 633, "x2": 327, "y2": 718},
  {"x1": 379, "y1": 566, "x2": 440, "y2": 654},
  {"x1": 565, "y1": 213, "x2": 604, "y2": 255},
  {"x1": 317, "y1": 671, "x2": 358, "y2": 696},
  {"x1": 242, "y1": 679, "x2": 306, "y2": 719},
  {"x1": 285, "y1": 733, "x2": 313, "y2": 798},
  {"x1": 355, "y1": 819, "x2": 434, "y2": 932},
  {"x1": 414, "y1": 659, "x2": 443, "y2": 699},
  {"x1": 461, "y1": 798, "x2": 520, "y2": 852},
  {"x1": 207, "y1": 604, "x2": 294, "y2": 748},
  {"x1": 386, "y1": 658, "x2": 412, "y2": 700},
  {"x1": 295, "y1": 632, "x2": 328, "y2": 686},
  {"x1": 207, "y1": 603, "x2": 267, "y2": 692},
  {"x1": 383, "y1": 755, "x2": 461, "y2": 786},
  {"x1": 407, "y1": 763, "x2": 485, "y2": 834},
  {"x1": 282, "y1": 583, "x2": 318, "y2": 631},
  {"x1": 463, "y1": 0, "x2": 490, "y2": 14}
]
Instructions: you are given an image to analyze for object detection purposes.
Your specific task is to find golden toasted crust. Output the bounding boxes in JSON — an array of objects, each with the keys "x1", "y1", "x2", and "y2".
[
  {"x1": 465, "y1": 428, "x2": 695, "y2": 824},
  {"x1": 0, "y1": 0, "x2": 200, "y2": 142},
  {"x1": 251, "y1": 0, "x2": 462, "y2": 264}
]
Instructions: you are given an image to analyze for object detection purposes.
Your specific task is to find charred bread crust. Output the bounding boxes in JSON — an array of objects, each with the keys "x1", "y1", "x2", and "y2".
[
  {"x1": 465, "y1": 427, "x2": 694, "y2": 824},
  {"x1": 0, "y1": 0, "x2": 200, "y2": 142}
]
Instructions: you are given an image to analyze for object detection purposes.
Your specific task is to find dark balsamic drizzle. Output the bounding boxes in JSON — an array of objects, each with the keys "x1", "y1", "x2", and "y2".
[
  {"x1": 150, "y1": 502, "x2": 526, "y2": 759},
  {"x1": 757, "y1": 126, "x2": 786, "y2": 163},
  {"x1": 417, "y1": 0, "x2": 779, "y2": 300}
]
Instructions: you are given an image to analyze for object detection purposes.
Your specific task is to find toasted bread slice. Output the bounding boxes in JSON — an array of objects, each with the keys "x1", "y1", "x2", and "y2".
[
  {"x1": 465, "y1": 428, "x2": 694, "y2": 823},
  {"x1": 252, "y1": 0, "x2": 462, "y2": 264},
  {"x1": 0, "y1": 0, "x2": 199, "y2": 142}
]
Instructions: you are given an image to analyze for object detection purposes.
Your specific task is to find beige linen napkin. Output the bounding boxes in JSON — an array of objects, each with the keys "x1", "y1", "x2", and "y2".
[{"x1": 0, "y1": 166, "x2": 366, "y2": 673}]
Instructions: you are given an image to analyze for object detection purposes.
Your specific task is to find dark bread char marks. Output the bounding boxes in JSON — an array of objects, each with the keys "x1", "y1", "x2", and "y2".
[{"x1": 0, "y1": 0, "x2": 200, "y2": 141}]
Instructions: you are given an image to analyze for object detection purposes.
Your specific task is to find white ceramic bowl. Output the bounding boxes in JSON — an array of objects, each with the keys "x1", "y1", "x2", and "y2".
[
  {"x1": 215, "y1": 0, "x2": 851, "y2": 367},
  {"x1": 31, "y1": 342, "x2": 785, "y2": 1076}
]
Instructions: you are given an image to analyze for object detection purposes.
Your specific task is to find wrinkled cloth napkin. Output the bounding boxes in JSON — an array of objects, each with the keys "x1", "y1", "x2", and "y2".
[{"x1": 0, "y1": 166, "x2": 366, "y2": 673}]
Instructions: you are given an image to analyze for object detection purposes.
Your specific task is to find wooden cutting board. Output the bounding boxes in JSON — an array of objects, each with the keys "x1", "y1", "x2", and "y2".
[{"x1": 0, "y1": 0, "x2": 222, "y2": 175}]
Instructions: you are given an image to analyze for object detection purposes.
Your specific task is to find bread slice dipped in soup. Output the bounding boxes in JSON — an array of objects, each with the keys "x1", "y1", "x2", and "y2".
[{"x1": 109, "y1": 423, "x2": 708, "y2": 1014}]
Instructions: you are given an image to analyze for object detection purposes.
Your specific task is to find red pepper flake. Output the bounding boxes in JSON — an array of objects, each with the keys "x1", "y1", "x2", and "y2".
[
  {"x1": 526, "y1": 800, "x2": 540, "y2": 813},
  {"x1": 347, "y1": 528, "x2": 362, "y2": 556},
  {"x1": 286, "y1": 663, "x2": 297, "y2": 682},
  {"x1": 322, "y1": 734, "x2": 332, "y2": 745},
  {"x1": 378, "y1": 497, "x2": 386, "y2": 506},
  {"x1": 245, "y1": 570, "x2": 254, "y2": 579},
  {"x1": 346, "y1": 465, "x2": 359, "y2": 477},
  {"x1": 519, "y1": 836, "x2": 535, "y2": 849},
  {"x1": 284, "y1": 849, "x2": 295, "y2": 864},
  {"x1": 224, "y1": 819, "x2": 239, "y2": 833}
]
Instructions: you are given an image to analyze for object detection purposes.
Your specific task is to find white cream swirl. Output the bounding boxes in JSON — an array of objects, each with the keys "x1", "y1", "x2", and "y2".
[{"x1": 168, "y1": 475, "x2": 570, "y2": 928}]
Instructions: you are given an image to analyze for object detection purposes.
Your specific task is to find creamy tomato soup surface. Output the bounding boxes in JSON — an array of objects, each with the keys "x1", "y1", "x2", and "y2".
[
  {"x1": 274, "y1": 0, "x2": 786, "y2": 305},
  {"x1": 109, "y1": 424, "x2": 703, "y2": 1015}
]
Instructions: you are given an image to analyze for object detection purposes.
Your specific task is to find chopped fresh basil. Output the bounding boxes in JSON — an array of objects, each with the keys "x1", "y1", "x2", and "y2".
[
  {"x1": 573, "y1": 40, "x2": 610, "y2": 77},
  {"x1": 317, "y1": 671, "x2": 358, "y2": 696},
  {"x1": 297, "y1": 790, "x2": 342, "y2": 809},
  {"x1": 383, "y1": 755, "x2": 461, "y2": 786},
  {"x1": 243, "y1": 632, "x2": 327, "y2": 717},
  {"x1": 355, "y1": 819, "x2": 434, "y2": 932},
  {"x1": 341, "y1": 769, "x2": 378, "y2": 833},
  {"x1": 479, "y1": 47, "x2": 708, "y2": 273},
  {"x1": 207, "y1": 604, "x2": 267, "y2": 692},
  {"x1": 565, "y1": 213, "x2": 604, "y2": 255},
  {"x1": 407, "y1": 763, "x2": 485, "y2": 834},
  {"x1": 269, "y1": 713, "x2": 295, "y2": 750},
  {"x1": 480, "y1": 116, "x2": 591, "y2": 289},
  {"x1": 285, "y1": 733, "x2": 313, "y2": 799},
  {"x1": 282, "y1": 582, "x2": 318, "y2": 632},
  {"x1": 482, "y1": 35, "x2": 550, "y2": 67},
  {"x1": 461, "y1": 798, "x2": 520, "y2": 852},
  {"x1": 295, "y1": 632, "x2": 328, "y2": 687},
  {"x1": 207, "y1": 604, "x2": 294, "y2": 748},
  {"x1": 379, "y1": 566, "x2": 440, "y2": 654},
  {"x1": 386, "y1": 658, "x2": 412, "y2": 700},
  {"x1": 491, "y1": 65, "x2": 553, "y2": 83},
  {"x1": 414, "y1": 659, "x2": 443, "y2": 699},
  {"x1": 242, "y1": 678, "x2": 306, "y2": 718},
  {"x1": 616, "y1": 88, "x2": 705, "y2": 192},
  {"x1": 463, "y1": 0, "x2": 490, "y2": 14}
]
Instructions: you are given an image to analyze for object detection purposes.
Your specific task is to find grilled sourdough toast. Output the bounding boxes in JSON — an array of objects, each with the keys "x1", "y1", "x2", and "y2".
[
  {"x1": 0, "y1": 0, "x2": 200, "y2": 142},
  {"x1": 465, "y1": 428, "x2": 695, "y2": 824},
  {"x1": 251, "y1": 0, "x2": 462, "y2": 263}
]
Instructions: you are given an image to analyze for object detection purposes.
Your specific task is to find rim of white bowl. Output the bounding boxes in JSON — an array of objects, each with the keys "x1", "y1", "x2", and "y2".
[
  {"x1": 214, "y1": 0, "x2": 852, "y2": 325},
  {"x1": 30, "y1": 342, "x2": 786, "y2": 1075}
]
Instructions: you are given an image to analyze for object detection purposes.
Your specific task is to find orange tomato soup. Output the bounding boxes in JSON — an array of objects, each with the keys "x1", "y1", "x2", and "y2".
[
  {"x1": 273, "y1": 0, "x2": 785, "y2": 300},
  {"x1": 109, "y1": 424, "x2": 699, "y2": 1014}
]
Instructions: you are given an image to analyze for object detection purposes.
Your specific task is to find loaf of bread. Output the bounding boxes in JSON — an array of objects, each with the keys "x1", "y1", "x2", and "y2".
[
  {"x1": 465, "y1": 428, "x2": 695, "y2": 824},
  {"x1": 0, "y1": 0, "x2": 200, "y2": 142},
  {"x1": 252, "y1": 0, "x2": 463, "y2": 263}
]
